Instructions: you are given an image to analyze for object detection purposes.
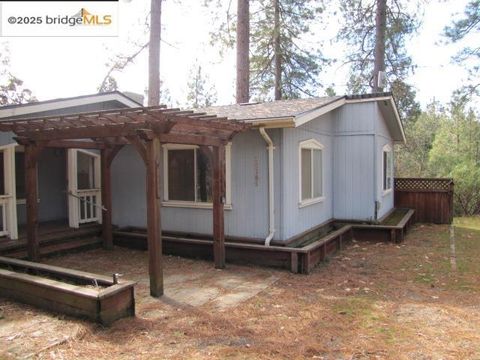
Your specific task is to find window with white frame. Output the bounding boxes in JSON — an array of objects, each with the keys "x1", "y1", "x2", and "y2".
[
  {"x1": 383, "y1": 144, "x2": 393, "y2": 191},
  {"x1": 299, "y1": 139, "x2": 323, "y2": 205},
  {"x1": 163, "y1": 144, "x2": 231, "y2": 206}
]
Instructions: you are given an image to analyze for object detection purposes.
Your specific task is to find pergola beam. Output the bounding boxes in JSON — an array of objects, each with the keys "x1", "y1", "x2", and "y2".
[{"x1": 2, "y1": 104, "x2": 250, "y2": 297}]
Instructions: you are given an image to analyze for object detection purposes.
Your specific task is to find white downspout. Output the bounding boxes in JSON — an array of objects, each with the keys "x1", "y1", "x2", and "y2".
[{"x1": 259, "y1": 127, "x2": 275, "y2": 246}]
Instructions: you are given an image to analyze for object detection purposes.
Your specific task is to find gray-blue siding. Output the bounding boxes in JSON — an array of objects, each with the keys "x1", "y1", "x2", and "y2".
[
  {"x1": 111, "y1": 130, "x2": 273, "y2": 240},
  {"x1": 0, "y1": 99, "x2": 396, "y2": 241},
  {"x1": 111, "y1": 101, "x2": 395, "y2": 241}
]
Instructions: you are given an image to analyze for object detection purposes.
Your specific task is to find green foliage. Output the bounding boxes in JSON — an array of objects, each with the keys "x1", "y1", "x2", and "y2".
[
  {"x1": 444, "y1": 0, "x2": 480, "y2": 99},
  {"x1": 185, "y1": 64, "x2": 217, "y2": 108},
  {"x1": 336, "y1": 0, "x2": 421, "y2": 121},
  {"x1": 250, "y1": 0, "x2": 326, "y2": 100},
  {"x1": 397, "y1": 97, "x2": 480, "y2": 215},
  {"x1": 396, "y1": 102, "x2": 445, "y2": 176},
  {"x1": 429, "y1": 100, "x2": 480, "y2": 215}
]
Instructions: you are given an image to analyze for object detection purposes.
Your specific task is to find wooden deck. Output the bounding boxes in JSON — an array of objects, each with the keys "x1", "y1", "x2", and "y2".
[{"x1": 0, "y1": 221, "x2": 103, "y2": 258}]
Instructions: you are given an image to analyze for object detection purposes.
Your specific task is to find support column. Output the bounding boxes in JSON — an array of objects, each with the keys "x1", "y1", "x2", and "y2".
[
  {"x1": 101, "y1": 148, "x2": 113, "y2": 250},
  {"x1": 212, "y1": 145, "x2": 226, "y2": 269},
  {"x1": 145, "y1": 138, "x2": 163, "y2": 297},
  {"x1": 25, "y1": 144, "x2": 42, "y2": 261}
]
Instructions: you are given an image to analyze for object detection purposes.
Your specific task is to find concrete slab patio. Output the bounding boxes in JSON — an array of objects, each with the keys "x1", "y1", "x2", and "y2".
[{"x1": 46, "y1": 247, "x2": 281, "y2": 312}]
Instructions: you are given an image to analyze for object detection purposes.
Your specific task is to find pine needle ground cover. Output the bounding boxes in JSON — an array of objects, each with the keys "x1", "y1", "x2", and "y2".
[{"x1": 1, "y1": 219, "x2": 479, "y2": 359}]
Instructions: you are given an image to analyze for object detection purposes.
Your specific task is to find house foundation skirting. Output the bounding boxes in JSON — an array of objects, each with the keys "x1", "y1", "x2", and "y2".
[{"x1": 113, "y1": 209, "x2": 415, "y2": 274}]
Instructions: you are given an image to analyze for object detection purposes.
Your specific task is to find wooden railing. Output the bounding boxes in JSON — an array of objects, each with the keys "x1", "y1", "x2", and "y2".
[{"x1": 394, "y1": 178, "x2": 454, "y2": 224}]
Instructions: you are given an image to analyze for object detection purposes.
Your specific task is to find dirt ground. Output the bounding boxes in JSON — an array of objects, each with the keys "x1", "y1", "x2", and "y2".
[{"x1": 1, "y1": 220, "x2": 480, "y2": 359}]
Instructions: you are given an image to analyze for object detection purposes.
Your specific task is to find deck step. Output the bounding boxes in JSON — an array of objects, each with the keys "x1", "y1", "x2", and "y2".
[
  {"x1": 0, "y1": 225, "x2": 102, "y2": 255},
  {"x1": 5, "y1": 237, "x2": 103, "y2": 259}
]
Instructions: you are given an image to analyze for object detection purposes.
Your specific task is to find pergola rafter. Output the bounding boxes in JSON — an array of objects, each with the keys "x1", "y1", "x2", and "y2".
[{"x1": 0, "y1": 105, "x2": 250, "y2": 297}]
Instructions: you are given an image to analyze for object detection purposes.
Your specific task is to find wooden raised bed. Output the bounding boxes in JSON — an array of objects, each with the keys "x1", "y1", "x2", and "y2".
[
  {"x1": 113, "y1": 209, "x2": 414, "y2": 276},
  {"x1": 114, "y1": 223, "x2": 355, "y2": 275},
  {"x1": 0, "y1": 256, "x2": 135, "y2": 325},
  {"x1": 350, "y1": 208, "x2": 416, "y2": 243}
]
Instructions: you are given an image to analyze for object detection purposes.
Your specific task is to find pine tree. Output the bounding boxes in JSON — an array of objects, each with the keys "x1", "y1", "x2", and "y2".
[
  {"x1": 148, "y1": 0, "x2": 162, "y2": 106},
  {"x1": 236, "y1": 0, "x2": 250, "y2": 103},
  {"x1": 250, "y1": 0, "x2": 326, "y2": 100},
  {"x1": 337, "y1": 0, "x2": 421, "y2": 120},
  {"x1": 444, "y1": 0, "x2": 480, "y2": 98},
  {"x1": 186, "y1": 65, "x2": 218, "y2": 108}
]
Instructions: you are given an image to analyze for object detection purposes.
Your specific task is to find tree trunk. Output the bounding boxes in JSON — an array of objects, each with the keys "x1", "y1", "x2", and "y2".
[
  {"x1": 372, "y1": 0, "x2": 386, "y2": 93},
  {"x1": 148, "y1": 0, "x2": 162, "y2": 106},
  {"x1": 236, "y1": 0, "x2": 250, "y2": 103},
  {"x1": 273, "y1": 0, "x2": 282, "y2": 100}
]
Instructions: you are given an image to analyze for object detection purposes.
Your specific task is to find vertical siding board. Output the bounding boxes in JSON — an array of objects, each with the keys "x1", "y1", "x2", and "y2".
[
  {"x1": 111, "y1": 131, "x2": 270, "y2": 239},
  {"x1": 280, "y1": 113, "x2": 335, "y2": 240}
]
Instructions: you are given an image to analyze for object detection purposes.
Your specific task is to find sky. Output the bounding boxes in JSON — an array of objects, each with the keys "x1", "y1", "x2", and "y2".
[{"x1": 3, "y1": 0, "x2": 475, "y2": 109}]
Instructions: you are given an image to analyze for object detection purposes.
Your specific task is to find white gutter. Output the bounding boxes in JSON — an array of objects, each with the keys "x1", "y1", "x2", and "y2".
[{"x1": 259, "y1": 127, "x2": 275, "y2": 246}]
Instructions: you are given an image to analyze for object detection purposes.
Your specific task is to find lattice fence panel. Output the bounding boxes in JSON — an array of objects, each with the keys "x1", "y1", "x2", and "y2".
[{"x1": 395, "y1": 178, "x2": 453, "y2": 192}]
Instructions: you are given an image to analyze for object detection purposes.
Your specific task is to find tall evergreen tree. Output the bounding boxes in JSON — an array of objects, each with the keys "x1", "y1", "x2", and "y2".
[
  {"x1": 337, "y1": 0, "x2": 421, "y2": 120},
  {"x1": 250, "y1": 0, "x2": 325, "y2": 100},
  {"x1": 236, "y1": 0, "x2": 250, "y2": 103},
  {"x1": 148, "y1": 0, "x2": 162, "y2": 106},
  {"x1": 207, "y1": 0, "x2": 326, "y2": 101},
  {"x1": 444, "y1": 0, "x2": 480, "y2": 99},
  {"x1": 186, "y1": 64, "x2": 218, "y2": 108}
]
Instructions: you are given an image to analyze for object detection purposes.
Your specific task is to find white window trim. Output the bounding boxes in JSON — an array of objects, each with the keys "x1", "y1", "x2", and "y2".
[
  {"x1": 162, "y1": 143, "x2": 232, "y2": 209},
  {"x1": 382, "y1": 144, "x2": 393, "y2": 195},
  {"x1": 298, "y1": 139, "x2": 325, "y2": 208}
]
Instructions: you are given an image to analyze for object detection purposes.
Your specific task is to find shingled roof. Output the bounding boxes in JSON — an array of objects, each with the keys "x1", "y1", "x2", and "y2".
[
  {"x1": 199, "y1": 96, "x2": 344, "y2": 121},
  {"x1": 197, "y1": 92, "x2": 405, "y2": 143}
]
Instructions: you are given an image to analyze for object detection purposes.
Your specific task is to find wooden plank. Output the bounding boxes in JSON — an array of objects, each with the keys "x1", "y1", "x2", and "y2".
[
  {"x1": 0, "y1": 256, "x2": 112, "y2": 284},
  {"x1": 145, "y1": 139, "x2": 163, "y2": 297},
  {"x1": 101, "y1": 148, "x2": 113, "y2": 250},
  {"x1": 25, "y1": 144, "x2": 41, "y2": 261},
  {"x1": 290, "y1": 252, "x2": 298, "y2": 273},
  {"x1": 46, "y1": 140, "x2": 106, "y2": 149},
  {"x1": 212, "y1": 145, "x2": 226, "y2": 269},
  {"x1": 157, "y1": 133, "x2": 228, "y2": 147}
]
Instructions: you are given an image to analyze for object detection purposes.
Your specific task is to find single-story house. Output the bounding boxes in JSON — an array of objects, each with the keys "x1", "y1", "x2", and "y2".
[{"x1": 0, "y1": 91, "x2": 404, "y2": 246}]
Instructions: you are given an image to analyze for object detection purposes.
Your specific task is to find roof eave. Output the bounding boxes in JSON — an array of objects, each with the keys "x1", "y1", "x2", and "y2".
[
  {"x1": 0, "y1": 92, "x2": 142, "y2": 119},
  {"x1": 294, "y1": 96, "x2": 347, "y2": 127},
  {"x1": 346, "y1": 95, "x2": 406, "y2": 143},
  {"x1": 245, "y1": 117, "x2": 296, "y2": 128}
]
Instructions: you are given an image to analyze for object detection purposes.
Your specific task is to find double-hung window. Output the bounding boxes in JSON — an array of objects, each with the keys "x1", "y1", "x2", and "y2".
[
  {"x1": 163, "y1": 144, "x2": 231, "y2": 208},
  {"x1": 299, "y1": 139, "x2": 324, "y2": 206},
  {"x1": 383, "y1": 144, "x2": 393, "y2": 193}
]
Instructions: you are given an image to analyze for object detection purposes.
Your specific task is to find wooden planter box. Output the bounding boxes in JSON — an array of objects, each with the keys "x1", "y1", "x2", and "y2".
[{"x1": 0, "y1": 256, "x2": 135, "y2": 326}]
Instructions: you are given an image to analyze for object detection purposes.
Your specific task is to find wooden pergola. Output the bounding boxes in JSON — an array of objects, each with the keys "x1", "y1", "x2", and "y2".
[{"x1": 0, "y1": 106, "x2": 250, "y2": 297}]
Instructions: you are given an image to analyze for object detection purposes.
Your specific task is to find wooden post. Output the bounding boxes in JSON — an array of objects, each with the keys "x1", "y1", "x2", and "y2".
[
  {"x1": 101, "y1": 148, "x2": 113, "y2": 250},
  {"x1": 25, "y1": 144, "x2": 42, "y2": 261},
  {"x1": 145, "y1": 139, "x2": 163, "y2": 297},
  {"x1": 212, "y1": 145, "x2": 226, "y2": 269}
]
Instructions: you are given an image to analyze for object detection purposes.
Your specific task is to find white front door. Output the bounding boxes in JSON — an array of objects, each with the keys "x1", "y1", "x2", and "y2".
[
  {"x1": 0, "y1": 144, "x2": 18, "y2": 239},
  {"x1": 67, "y1": 149, "x2": 102, "y2": 228}
]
